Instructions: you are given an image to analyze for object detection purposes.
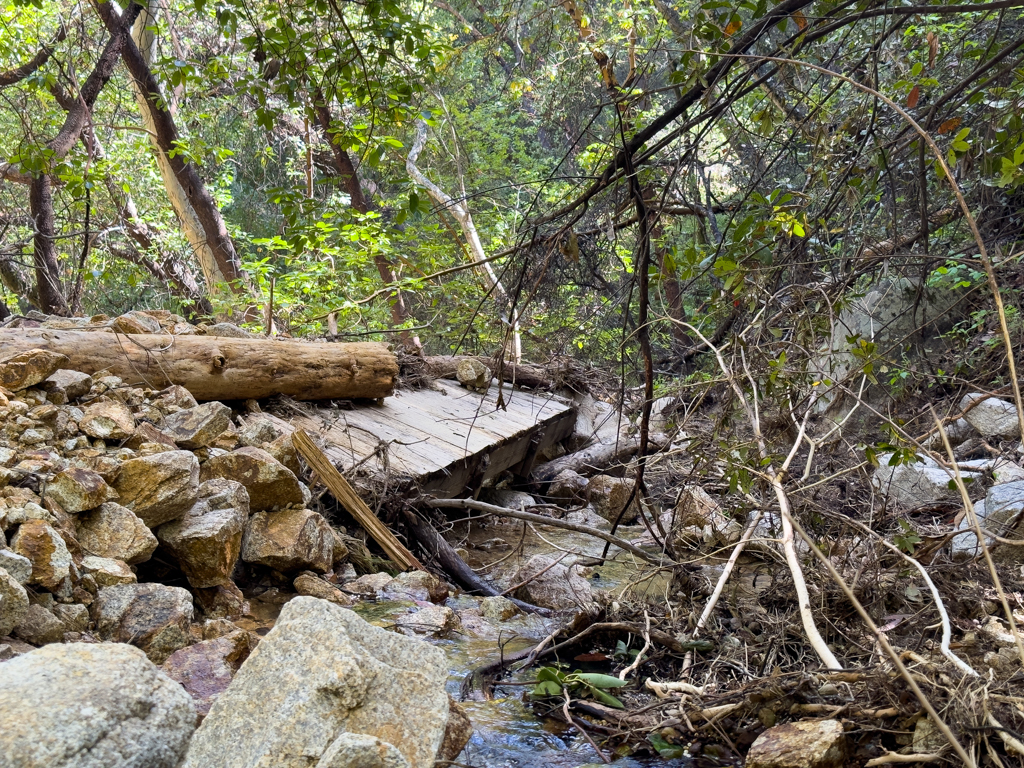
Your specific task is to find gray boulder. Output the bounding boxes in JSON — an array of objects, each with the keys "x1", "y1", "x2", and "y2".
[
  {"x1": 182, "y1": 597, "x2": 450, "y2": 768},
  {"x1": 873, "y1": 454, "x2": 979, "y2": 507},
  {"x1": 951, "y1": 480, "x2": 1024, "y2": 559},
  {"x1": 91, "y1": 583, "x2": 194, "y2": 663},
  {"x1": 0, "y1": 643, "x2": 195, "y2": 768},
  {"x1": 511, "y1": 554, "x2": 596, "y2": 611},
  {"x1": 961, "y1": 393, "x2": 1021, "y2": 438},
  {"x1": 161, "y1": 402, "x2": 233, "y2": 450}
]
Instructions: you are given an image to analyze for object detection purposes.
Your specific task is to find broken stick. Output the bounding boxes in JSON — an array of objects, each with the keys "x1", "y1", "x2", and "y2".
[{"x1": 293, "y1": 429, "x2": 423, "y2": 571}]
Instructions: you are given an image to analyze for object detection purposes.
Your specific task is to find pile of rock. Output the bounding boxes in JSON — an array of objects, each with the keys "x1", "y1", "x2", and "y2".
[
  {"x1": 2, "y1": 308, "x2": 257, "y2": 338},
  {"x1": 0, "y1": 342, "x2": 472, "y2": 765}
]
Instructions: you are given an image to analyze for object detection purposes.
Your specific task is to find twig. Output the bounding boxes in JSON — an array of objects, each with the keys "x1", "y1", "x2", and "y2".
[
  {"x1": 865, "y1": 752, "x2": 944, "y2": 766},
  {"x1": 617, "y1": 610, "x2": 651, "y2": 681},
  {"x1": 564, "y1": 691, "x2": 611, "y2": 764},
  {"x1": 426, "y1": 497, "x2": 667, "y2": 565}
]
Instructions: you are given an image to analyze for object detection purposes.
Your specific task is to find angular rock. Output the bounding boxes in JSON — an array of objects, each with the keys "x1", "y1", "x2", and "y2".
[
  {"x1": 12, "y1": 603, "x2": 65, "y2": 645},
  {"x1": 112, "y1": 311, "x2": 163, "y2": 335},
  {"x1": 456, "y1": 358, "x2": 491, "y2": 392},
  {"x1": 113, "y1": 450, "x2": 199, "y2": 527},
  {"x1": 961, "y1": 393, "x2": 1021, "y2": 438},
  {"x1": 0, "y1": 566, "x2": 29, "y2": 635},
  {"x1": 91, "y1": 583, "x2": 194, "y2": 663},
  {"x1": 873, "y1": 454, "x2": 979, "y2": 507},
  {"x1": 331, "y1": 528, "x2": 350, "y2": 564},
  {"x1": 587, "y1": 474, "x2": 639, "y2": 523},
  {"x1": 0, "y1": 642, "x2": 196, "y2": 767},
  {"x1": 151, "y1": 384, "x2": 198, "y2": 413},
  {"x1": 745, "y1": 719, "x2": 848, "y2": 768},
  {"x1": 483, "y1": 488, "x2": 537, "y2": 510},
  {"x1": 0, "y1": 548, "x2": 32, "y2": 584},
  {"x1": 396, "y1": 604, "x2": 461, "y2": 636},
  {"x1": 192, "y1": 581, "x2": 250, "y2": 620},
  {"x1": 161, "y1": 402, "x2": 233, "y2": 450},
  {"x1": 0, "y1": 348, "x2": 69, "y2": 391},
  {"x1": 383, "y1": 570, "x2": 448, "y2": 603},
  {"x1": 319, "y1": 733, "x2": 411, "y2": 768},
  {"x1": 51, "y1": 602, "x2": 89, "y2": 632},
  {"x1": 200, "y1": 446, "x2": 304, "y2": 511},
  {"x1": 123, "y1": 422, "x2": 178, "y2": 451},
  {"x1": 42, "y1": 369, "x2": 93, "y2": 402},
  {"x1": 161, "y1": 631, "x2": 257, "y2": 718},
  {"x1": 81, "y1": 555, "x2": 138, "y2": 587},
  {"x1": 343, "y1": 572, "x2": 394, "y2": 596},
  {"x1": 547, "y1": 469, "x2": 588, "y2": 504},
  {"x1": 10, "y1": 519, "x2": 71, "y2": 591},
  {"x1": 480, "y1": 595, "x2": 520, "y2": 621},
  {"x1": 241, "y1": 507, "x2": 333, "y2": 573},
  {"x1": 294, "y1": 571, "x2": 354, "y2": 605},
  {"x1": 437, "y1": 695, "x2": 473, "y2": 763},
  {"x1": 76, "y1": 502, "x2": 158, "y2": 564},
  {"x1": 512, "y1": 554, "x2": 596, "y2": 611},
  {"x1": 181, "y1": 597, "x2": 450, "y2": 768},
  {"x1": 951, "y1": 480, "x2": 1024, "y2": 558},
  {"x1": 158, "y1": 479, "x2": 248, "y2": 588},
  {"x1": 44, "y1": 467, "x2": 118, "y2": 513},
  {"x1": 205, "y1": 322, "x2": 254, "y2": 338},
  {"x1": 79, "y1": 400, "x2": 135, "y2": 440}
]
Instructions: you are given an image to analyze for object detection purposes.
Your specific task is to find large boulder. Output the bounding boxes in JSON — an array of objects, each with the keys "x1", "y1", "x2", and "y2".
[
  {"x1": 512, "y1": 554, "x2": 596, "y2": 611},
  {"x1": 587, "y1": 474, "x2": 639, "y2": 523},
  {"x1": 745, "y1": 719, "x2": 848, "y2": 768},
  {"x1": 12, "y1": 603, "x2": 65, "y2": 645},
  {"x1": 158, "y1": 479, "x2": 248, "y2": 588},
  {"x1": 44, "y1": 467, "x2": 118, "y2": 513},
  {"x1": 0, "y1": 348, "x2": 69, "y2": 391},
  {"x1": 872, "y1": 454, "x2": 979, "y2": 507},
  {"x1": 241, "y1": 507, "x2": 333, "y2": 573},
  {"x1": 961, "y1": 393, "x2": 1021, "y2": 438},
  {"x1": 200, "y1": 446, "x2": 304, "y2": 511},
  {"x1": 113, "y1": 450, "x2": 199, "y2": 527},
  {"x1": 161, "y1": 631, "x2": 258, "y2": 718},
  {"x1": 0, "y1": 566, "x2": 29, "y2": 635},
  {"x1": 161, "y1": 402, "x2": 233, "y2": 450},
  {"x1": 182, "y1": 597, "x2": 450, "y2": 768},
  {"x1": 0, "y1": 643, "x2": 196, "y2": 768},
  {"x1": 76, "y1": 502, "x2": 158, "y2": 564},
  {"x1": 951, "y1": 480, "x2": 1024, "y2": 559},
  {"x1": 91, "y1": 583, "x2": 194, "y2": 663},
  {"x1": 10, "y1": 519, "x2": 71, "y2": 591}
]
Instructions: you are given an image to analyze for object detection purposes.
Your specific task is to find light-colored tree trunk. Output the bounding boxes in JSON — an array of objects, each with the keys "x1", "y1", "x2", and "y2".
[{"x1": 406, "y1": 119, "x2": 521, "y2": 362}]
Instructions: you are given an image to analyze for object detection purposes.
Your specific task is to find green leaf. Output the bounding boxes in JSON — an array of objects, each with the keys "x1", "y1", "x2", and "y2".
[
  {"x1": 532, "y1": 680, "x2": 562, "y2": 697},
  {"x1": 589, "y1": 687, "x2": 625, "y2": 708},
  {"x1": 573, "y1": 673, "x2": 628, "y2": 689},
  {"x1": 648, "y1": 733, "x2": 684, "y2": 759}
]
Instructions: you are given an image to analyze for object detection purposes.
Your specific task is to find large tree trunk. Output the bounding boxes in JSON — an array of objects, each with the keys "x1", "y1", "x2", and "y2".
[
  {"x1": 0, "y1": 329, "x2": 397, "y2": 401},
  {"x1": 97, "y1": 0, "x2": 247, "y2": 298}
]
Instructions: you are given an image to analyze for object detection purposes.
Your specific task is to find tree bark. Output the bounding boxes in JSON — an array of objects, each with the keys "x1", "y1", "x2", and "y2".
[
  {"x1": 96, "y1": 0, "x2": 247, "y2": 298},
  {"x1": 0, "y1": 329, "x2": 397, "y2": 401}
]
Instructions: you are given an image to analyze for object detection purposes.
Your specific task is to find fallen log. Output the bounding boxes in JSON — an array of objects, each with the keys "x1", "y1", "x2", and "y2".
[
  {"x1": 402, "y1": 509, "x2": 551, "y2": 616},
  {"x1": 0, "y1": 329, "x2": 397, "y2": 401},
  {"x1": 531, "y1": 435, "x2": 641, "y2": 485}
]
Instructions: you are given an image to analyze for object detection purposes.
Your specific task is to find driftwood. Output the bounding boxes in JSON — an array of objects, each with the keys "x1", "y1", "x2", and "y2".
[
  {"x1": 0, "y1": 328, "x2": 397, "y2": 400},
  {"x1": 402, "y1": 509, "x2": 551, "y2": 616},
  {"x1": 531, "y1": 435, "x2": 641, "y2": 485},
  {"x1": 293, "y1": 429, "x2": 422, "y2": 571}
]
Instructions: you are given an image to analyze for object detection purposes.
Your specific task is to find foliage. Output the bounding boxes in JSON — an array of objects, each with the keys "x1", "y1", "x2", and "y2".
[{"x1": 530, "y1": 665, "x2": 628, "y2": 709}]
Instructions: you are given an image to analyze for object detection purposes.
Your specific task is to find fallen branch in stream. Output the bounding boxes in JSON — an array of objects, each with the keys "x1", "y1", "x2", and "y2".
[{"x1": 425, "y1": 497, "x2": 670, "y2": 566}]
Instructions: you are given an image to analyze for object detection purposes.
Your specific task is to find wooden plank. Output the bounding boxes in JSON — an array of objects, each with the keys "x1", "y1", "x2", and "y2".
[{"x1": 293, "y1": 429, "x2": 423, "y2": 571}]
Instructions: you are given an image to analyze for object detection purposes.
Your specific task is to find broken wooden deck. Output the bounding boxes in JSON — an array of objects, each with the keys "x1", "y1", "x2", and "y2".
[{"x1": 262, "y1": 380, "x2": 576, "y2": 497}]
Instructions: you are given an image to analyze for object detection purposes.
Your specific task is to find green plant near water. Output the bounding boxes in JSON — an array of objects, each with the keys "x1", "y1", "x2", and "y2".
[{"x1": 530, "y1": 666, "x2": 628, "y2": 709}]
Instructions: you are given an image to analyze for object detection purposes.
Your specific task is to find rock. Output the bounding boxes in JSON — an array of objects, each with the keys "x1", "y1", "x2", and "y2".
[
  {"x1": 483, "y1": 488, "x2": 537, "y2": 510},
  {"x1": 872, "y1": 454, "x2": 979, "y2": 507},
  {"x1": 456, "y1": 358, "x2": 491, "y2": 392},
  {"x1": 241, "y1": 507, "x2": 333, "y2": 573},
  {"x1": 437, "y1": 695, "x2": 473, "y2": 763},
  {"x1": 318, "y1": 734, "x2": 411, "y2": 768},
  {"x1": 0, "y1": 566, "x2": 29, "y2": 635},
  {"x1": 80, "y1": 555, "x2": 138, "y2": 586},
  {"x1": 123, "y1": 422, "x2": 178, "y2": 451},
  {"x1": 79, "y1": 400, "x2": 135, "y2": 440},
  {"x1": 113, "y1": 310, "x2": 163, "y2": 335},
  {"x1": 181, "y1": 597, "x2": 450, "y2": 768},
  {"x1": 294, "y1": 571, "x2": 354, "y2": 605},
  {"x1": 961, "y1": 393, "x2": 1021, "y2": 438},
  {"x1": 0, "y1": 348, "x2": 69, "y2": 391},
  {"x1": 12, "y1": 603, "x2": 65, "y2": 645},
  {"x1": 91, "y1": 583, "x2": 194, "y2": 663},
  {"x1": 480, "y1": 595, "x2": 520, "y2": 621},
  {"x1": 0, "y1": 642, "x2": 196, "y2": 767},
  {"x1": 161, "y1": 402, "x2": 233, "y2": 449},
  {"x1": 565, "y1": 505, "x2": 609, "y2": 529},
  {"x1": 343, "y1": 572, "x2": 394, "y2": 596},
  {"x1": 512, "y1": 554, "x2": 596, "y2": 611},
  {"x1": 158, "y1": 479, "x2": 248, "y2": 588},
  {"x1": 161, "y1": 631, "x2": 257, "y2": 719},
  {"x1": 957, "y1": 457, "x2": 1024, "y2": 484},
  {"x1": 396, "y1": 604, "x2": 461, "y2": 636},
  {"x1": 383, "y1": 570, "x2": 448, "y2": 603},
  {"x1": 331, "y1": 528, "x2": 350, "y2": 564},
  {"x1": 0, "y1": 549, "x2": 32, "y2": 584},
  {"x1": 42, "y1": 369, "x2": 92, "y2": 402},
  {"x1": 951, "y1": 480, "x2": 1024, "y2": 558},
  {"x1": 51, "y1": 602, "x2": 89, "y2": 632},
  {"x1": 205, "y1": 322, "x2": 254, "y2": 338},
  {"x1": 745, "y1": 719, "x2": 847, "y2": 768},
  {"x1": 587, "y1": 474, "x2": 639, "y2": 523},
  {"x1": 548, "y1": 469, "x2": 588, "y2": 504},
  {"x1": 200, "y1": 446, "x2": 303, "y2": 511},
  {"x1": 10, "y1": 520, "x2": 71, "y2": 591},
  {"x1": 192, "y1": 581, "x2": 250, "y2": 619},
  {"x1": 151, "y1": 384, "x2": 198, "y2": 413},
  {"x1": 76, "y1": 502, "x2": 158, "y2": 564},
  {"x1": 113, "y1": 450, "x2": 199, "y2": 527},
  {"x1": 923, "y1": 417, "x2": 975, "y2": 448},
  {"x1": 44, "y1": 467, "x2": 118, "y2": 513}
]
